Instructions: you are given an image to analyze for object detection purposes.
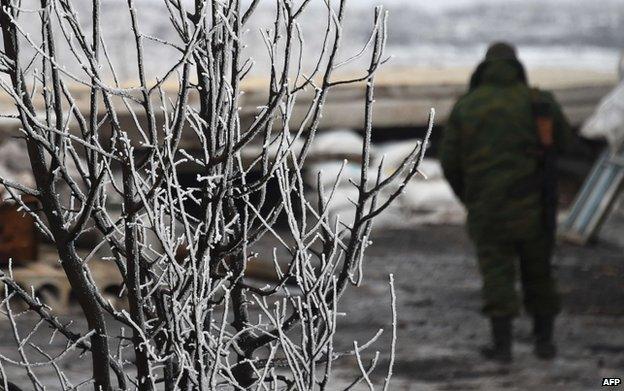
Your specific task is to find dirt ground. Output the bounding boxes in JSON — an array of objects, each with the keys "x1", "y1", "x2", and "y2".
[
  {"x1": 329, "y1": 216, "x2": 624, "y2": 390},
  {"x1": 1, "y1": 216, "x2": 623, "y2": 390}
]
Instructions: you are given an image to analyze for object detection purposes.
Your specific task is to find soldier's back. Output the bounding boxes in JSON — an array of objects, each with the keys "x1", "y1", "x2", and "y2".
[{"x1": 453, "y1": 81, "x2": 543, "y2": 240}]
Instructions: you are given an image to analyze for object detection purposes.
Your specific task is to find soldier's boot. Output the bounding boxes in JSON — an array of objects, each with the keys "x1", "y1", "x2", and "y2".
[
  {"x1": 480, "y1": 316, "x2": 512, "y2": 364},
  {"x1": 533, "y1": 315, "x2": 557, "y2": 360}
]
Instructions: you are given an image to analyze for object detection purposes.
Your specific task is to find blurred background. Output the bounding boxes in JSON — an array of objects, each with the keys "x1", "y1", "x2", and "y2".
[{"x1": 58, "y1": 0, "x2": 624, "y2": 78}]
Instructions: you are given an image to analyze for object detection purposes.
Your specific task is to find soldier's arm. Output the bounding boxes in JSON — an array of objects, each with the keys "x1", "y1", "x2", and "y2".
[{"x1": 439, "y1": 105, "x2": 465, "y2": 202}]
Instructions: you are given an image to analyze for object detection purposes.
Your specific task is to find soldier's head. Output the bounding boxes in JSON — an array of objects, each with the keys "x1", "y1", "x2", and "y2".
[
  {"x1": 469, "y1": 41, "x2": 527, "y2": 91},
  {"x1": 484, "y1": 42, "x2": 518, "y2": 62}
]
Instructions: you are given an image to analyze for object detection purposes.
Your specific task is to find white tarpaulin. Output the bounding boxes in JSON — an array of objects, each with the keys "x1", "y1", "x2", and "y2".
[
  {"x1": 581, "y1": 54, "x2": 624, "y2": 148},
  {"x1": 581, "y1": 81, "x2": 624, "y2": 149}
]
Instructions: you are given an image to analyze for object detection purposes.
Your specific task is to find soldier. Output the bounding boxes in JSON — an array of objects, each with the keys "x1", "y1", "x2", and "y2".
[{"x1": 439, "y1": 42, "x2": 572, "y2": 363}]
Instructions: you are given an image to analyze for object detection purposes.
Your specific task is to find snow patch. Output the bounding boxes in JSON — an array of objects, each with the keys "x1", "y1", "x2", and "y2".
[{"x1": 306, "y1": 135, "x2": 465, "y2": 228}]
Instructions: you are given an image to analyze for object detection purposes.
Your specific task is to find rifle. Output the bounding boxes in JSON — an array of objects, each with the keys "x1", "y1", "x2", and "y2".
[{"x1": 532, "y1": 98, "x2": 558, "y2": 237}]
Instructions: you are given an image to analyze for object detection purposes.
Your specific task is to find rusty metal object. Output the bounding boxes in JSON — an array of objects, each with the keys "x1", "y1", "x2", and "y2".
[
  {"x1": 0, "y1": 197, "x2": 124, "y2": 313},
  {"x1": 0, "y1": 196, "x2": 39, "y2": 267}
]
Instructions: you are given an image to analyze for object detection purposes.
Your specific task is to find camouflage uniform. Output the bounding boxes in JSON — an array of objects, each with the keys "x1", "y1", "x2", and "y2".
[{"x1": 440, "y1": 48, "x2": 572, "y2": 318}]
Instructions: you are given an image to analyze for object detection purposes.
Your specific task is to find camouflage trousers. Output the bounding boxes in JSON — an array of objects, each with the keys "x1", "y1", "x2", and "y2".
[{"x1": 474, "y1": 233, "x2": 561, "y2": 317}]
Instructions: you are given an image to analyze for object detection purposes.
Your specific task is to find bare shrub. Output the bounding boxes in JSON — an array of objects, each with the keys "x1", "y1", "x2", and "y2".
[{"x1": 0, "y1": 0, "x2": 433, "y2": 389}]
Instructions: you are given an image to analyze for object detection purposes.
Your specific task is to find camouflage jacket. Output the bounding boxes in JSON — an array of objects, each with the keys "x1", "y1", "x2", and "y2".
[{"x1": 439, "y1": 60, "x2": 572, "y2": 241}]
